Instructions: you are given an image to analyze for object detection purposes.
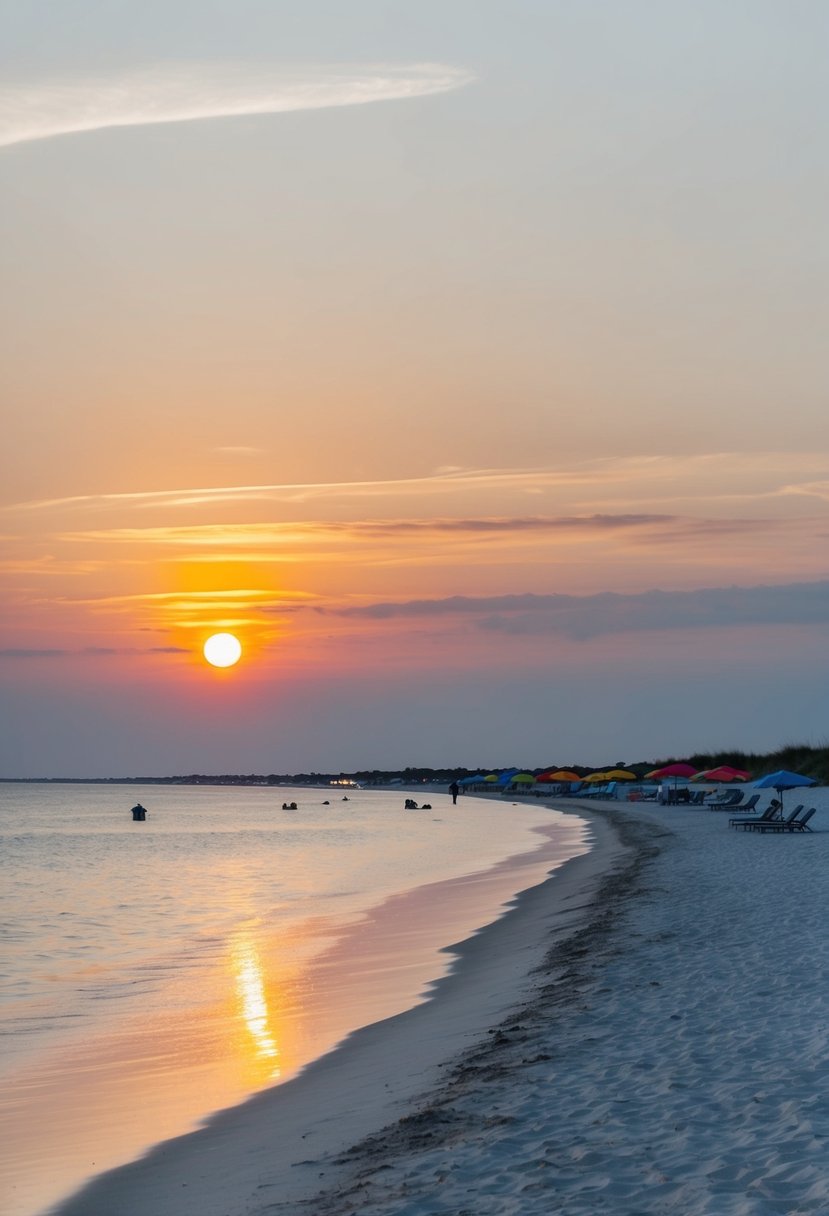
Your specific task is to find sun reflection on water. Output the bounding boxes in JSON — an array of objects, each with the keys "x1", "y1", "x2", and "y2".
[{"x1": 231, "y1": 934, "x2": 280, "y2": 1078}]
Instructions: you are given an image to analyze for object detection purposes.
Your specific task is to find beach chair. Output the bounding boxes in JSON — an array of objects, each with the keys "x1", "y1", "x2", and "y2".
[
  {"x1": 740, "y1": 804, "x2": 799, "y2": 831},
  {"x1": 706, "y1": 789, "x2": 743, "y2": 808},
  {"x1": 752, "y1": 807, "x2": 816, "y2": 834},
  {"x1": 688, "y1": 790, "x2": 706, "y2": 806},
  {"x1": 712, "y1": 791, "x2": 755, "y2": 813},
  {"x1": 730, "y1": 800, "x2": 787, "y2": 829}
]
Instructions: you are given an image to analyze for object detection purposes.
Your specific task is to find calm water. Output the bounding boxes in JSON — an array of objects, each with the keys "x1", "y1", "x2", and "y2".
[{"x1": 0, "y1": 782, "x2": 589, "y2": 1216}]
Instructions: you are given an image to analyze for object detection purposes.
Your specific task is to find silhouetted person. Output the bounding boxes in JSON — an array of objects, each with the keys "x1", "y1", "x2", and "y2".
[
  {"x1": 449, "y1": 781, "x2": 460, "y2": 805},
  {"x1": 130, "y1": 804, "x2": 146, "y2": 821}
]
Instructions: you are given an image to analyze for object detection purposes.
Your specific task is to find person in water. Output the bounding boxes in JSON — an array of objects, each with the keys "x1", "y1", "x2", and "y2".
[
  {"x1": 130, "y1": 803, "x2": 147, "y2": 821},
  {"x1": 449, "y1": 780, "x2": 460, "y2": 805}
]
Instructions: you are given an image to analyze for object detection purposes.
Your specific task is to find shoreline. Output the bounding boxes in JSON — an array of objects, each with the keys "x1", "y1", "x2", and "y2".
[
  {"x1": 53, "y1": 792, "x2": 828, "y2": 1215},
  {"x1": 276, "y1": 795, "x2": 829, "y2": 1216},
  {"x1": 51, "y1": 800, "x2": 622, "y2": 1216},
  {"x1": 1, "y1": 785, "x2": 576, "y2": 1216}
]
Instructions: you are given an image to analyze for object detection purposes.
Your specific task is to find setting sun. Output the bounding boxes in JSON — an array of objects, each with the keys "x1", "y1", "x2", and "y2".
[{"x1": 203, "y1": 632, "x2": 242, "y2": 668}]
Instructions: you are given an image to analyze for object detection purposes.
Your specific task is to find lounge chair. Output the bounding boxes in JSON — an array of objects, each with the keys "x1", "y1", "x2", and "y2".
[
  {"x1": 688, "y1": 789, "x2": 706, "y2": 806},
  {"x1": 730, "y1": 800, "x2": 786, "y2": 829},
  {"x1": 750, "y1": 807, "x2": 816, "y2": 834},
  {"x1": 706, "y1": 789, "x2": 744, "y2": 808},
  {"x1": 714, "y1": 791, "x2": 758, "y2": 814}
]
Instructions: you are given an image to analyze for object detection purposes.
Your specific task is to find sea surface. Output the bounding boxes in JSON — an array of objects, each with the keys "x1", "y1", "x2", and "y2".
[{"x1": 0, "y1": 781, "x2": 589, "y2": 1216}]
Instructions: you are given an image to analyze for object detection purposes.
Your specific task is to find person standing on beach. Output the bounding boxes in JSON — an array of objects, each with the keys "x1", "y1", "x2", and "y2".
[{"x1": 449, "y1": 780, "x2": 460, "y2": 805}]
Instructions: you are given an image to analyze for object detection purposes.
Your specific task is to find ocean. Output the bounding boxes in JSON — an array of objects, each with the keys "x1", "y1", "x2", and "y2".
[{"x1": 0, "y1": 781, "x2": 589, "y2": 1216}]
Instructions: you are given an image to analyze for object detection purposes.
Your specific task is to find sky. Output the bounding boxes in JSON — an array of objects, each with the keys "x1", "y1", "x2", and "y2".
[{"x1": 1, "y1": 0, "x2": 828, "y2": 778}]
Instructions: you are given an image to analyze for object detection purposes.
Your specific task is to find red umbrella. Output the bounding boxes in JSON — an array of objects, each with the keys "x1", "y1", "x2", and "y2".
[
  {"x1": 646, "y1": 761, "x2": 697, "y2": 804},
  {"x1": 646, "y1": 763, "x2": 697, "y2": 779},
  {"x1": 700, "y1": 766, "x2": 752, "y2": 782}
]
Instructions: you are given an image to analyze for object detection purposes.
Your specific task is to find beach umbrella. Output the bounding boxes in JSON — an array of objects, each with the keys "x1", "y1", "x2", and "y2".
[
  {"x1": 582, "y1": 772, "x2": 609, "y2": 783},
  {"x1": 483, "y1": 774, "x2": 499, "y2": 783},
  {"x1": 697, "y1": 766, "x2": 752, "y2": 783},
  {"x1": 647, "y1": 763, "x2": 697, "y2": 779},
  {"x1": 603, "y1": 769, "x2": 638, "y2": 781},
  {"x1": 752, "y1": 769, "x2": 816, "y2": 815},
  {"x1": 547, "y1": 770, "x2": 581, "y2": 782},
  {"x1": 510, "y1": 773, "x2": 536, "y2": 784},
  {"x1": 496, "y1": 769, "x2": 521, "y2": 786},
  {"x1": 646, "y1": 761, "x2": 697, "y2": 802}
]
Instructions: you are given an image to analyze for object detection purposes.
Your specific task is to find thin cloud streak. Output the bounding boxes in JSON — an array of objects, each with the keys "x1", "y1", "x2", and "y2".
[
  {"x1": 55, "y1": 513, "x2": 791, "y2": 556},
  {"x1": 5, "y1": 468, "x2": 590, "y2": 513},
  {"x1": 7, "y1": 453, "x2": 829, "y2": 516},
  {"x1": 0, "y1": 61, "x2": 474, "y2": 149},
  {"x1": 0, "y1": 646, "x2": 187, "y2": 659},
  {"x1": 60, "y1": 514, "x2": 682, "y2": 547},
  {"x1": 321, "y1": 581, "x2": 829, "y2": 640}
]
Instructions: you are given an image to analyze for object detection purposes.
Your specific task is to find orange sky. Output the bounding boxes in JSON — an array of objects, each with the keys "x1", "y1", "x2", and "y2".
[{"x1": 2, "y1": 3, "x2": 828, "y2": 774}]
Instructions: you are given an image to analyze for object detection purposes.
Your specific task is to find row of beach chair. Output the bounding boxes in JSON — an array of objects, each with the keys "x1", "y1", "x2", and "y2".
[{"x1": 729, "y1": 804, "x2": 816, "y2": 833}]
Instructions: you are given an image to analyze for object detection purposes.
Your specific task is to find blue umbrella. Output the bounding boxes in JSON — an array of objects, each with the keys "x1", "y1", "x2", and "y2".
[
  {"x1": 496, "y1": 768, "x2": 521, "y2": 785},
  {"x1": 752, "y1": 769, "x2": 816, "y2": 816}
]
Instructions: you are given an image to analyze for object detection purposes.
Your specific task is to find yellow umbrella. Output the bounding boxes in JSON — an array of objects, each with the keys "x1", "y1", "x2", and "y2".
[
  {"x1": 582, "y1": 772, "x2": 609, "y2": 783},
  {"x1": 603, "y1": 769, "x2": 638, "y2": 780},
  {"x1": 548, "y1": 770, "x2": 581, "y2": 782},
  {"x1": 483, "y1": 774, "x2": 499, "y2": 782}
]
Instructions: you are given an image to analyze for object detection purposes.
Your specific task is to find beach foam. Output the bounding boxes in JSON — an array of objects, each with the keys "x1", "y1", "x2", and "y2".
[{"x1": 53, "y1": 796, "x2": 828, "y2": 1216}]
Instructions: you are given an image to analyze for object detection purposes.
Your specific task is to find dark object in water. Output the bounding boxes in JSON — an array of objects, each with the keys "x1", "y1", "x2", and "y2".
[
  {"x1": 130, "y1": 804, "x2": 147, "y2": 821},
  {"x1": 282, "y1": 802, "x2": 298, "y2": 810},
  {"x1": 404, "y1": 799, "x2": 419, "y2": 809}
]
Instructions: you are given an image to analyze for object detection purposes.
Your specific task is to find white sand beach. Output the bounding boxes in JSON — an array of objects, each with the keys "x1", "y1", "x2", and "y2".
[{"x1": 53, "y1": 794, "x2": 828, "y2": 1216}]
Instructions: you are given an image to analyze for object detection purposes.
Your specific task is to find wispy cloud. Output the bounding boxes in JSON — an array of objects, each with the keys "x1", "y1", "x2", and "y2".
[
  {"x1": 7, "y1": 454, "x2": 829, "y2": 517},
  {"x1": 5, "y1": 468, "x2": 573, "y2": 513},
  {"x1": 777, "y1": 480, "x2": 829, "y2": 502},
  {"x1": 0, "y1": 61, "x2": 474, "y2": 149},
  {"x1": 65, "y1": 588, "x2": 315, "y2": 620},
  {"x1": 55, "y1": 514, "x2": 785, "y2": 563},
  {"x1": 60, "y1": 514, "x2": 682, "y2": 547},
  {"x1": 320, "y1": 581, "x2": 829, "y2": 640},
  {"x1": 0, "y1": 646, "x2": 187, "y2": 659}
]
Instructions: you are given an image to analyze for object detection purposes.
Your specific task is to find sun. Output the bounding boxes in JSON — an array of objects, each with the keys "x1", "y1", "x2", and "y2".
[{"x1": 203, "y1": 632, "x2": 243, "y2": 668}]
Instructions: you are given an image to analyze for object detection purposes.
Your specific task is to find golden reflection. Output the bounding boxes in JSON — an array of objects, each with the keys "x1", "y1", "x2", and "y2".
[{"x1": 231, "y1": 934, "x2": 280, "y2": 1078}]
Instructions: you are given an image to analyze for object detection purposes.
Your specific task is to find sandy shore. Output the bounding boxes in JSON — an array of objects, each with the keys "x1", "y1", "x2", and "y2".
[{"x1": 53, "y1": 795, "x2": 828, "y2": 1216}]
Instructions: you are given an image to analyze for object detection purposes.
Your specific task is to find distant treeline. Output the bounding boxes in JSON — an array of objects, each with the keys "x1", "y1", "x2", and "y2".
[
  {"x1": 4, "y1": 743, "x2": 828, "y2": 786},
  {"x1": 668, "y1": 743, "x2": 829, "y2": 785}
]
